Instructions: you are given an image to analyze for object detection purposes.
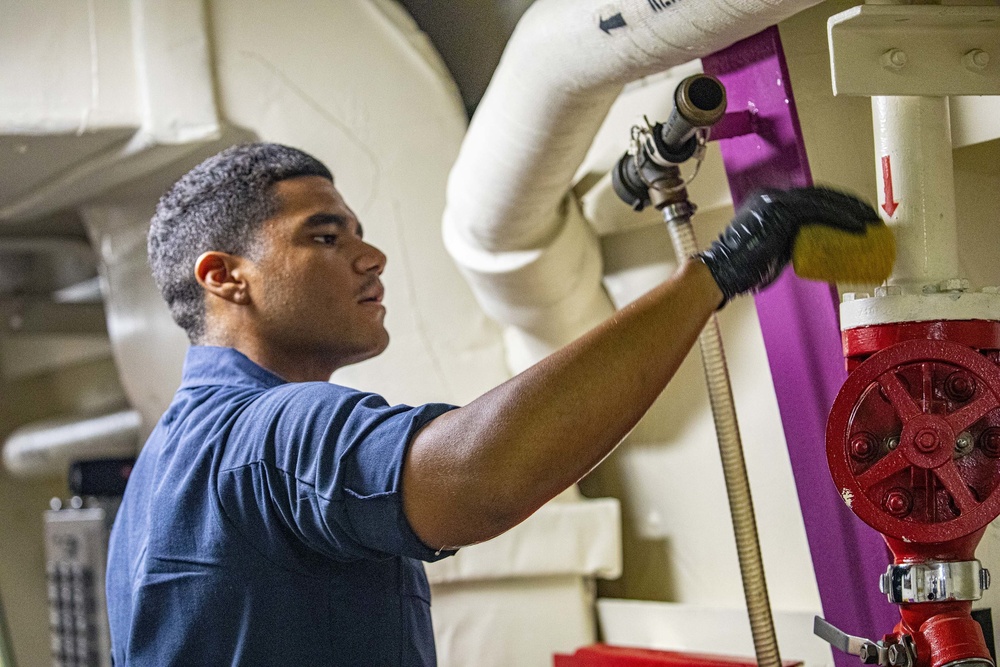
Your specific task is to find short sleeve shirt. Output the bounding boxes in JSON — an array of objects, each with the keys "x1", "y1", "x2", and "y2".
[{"x1": 106, "y1": 346, "x2": 457, "y2": 666}]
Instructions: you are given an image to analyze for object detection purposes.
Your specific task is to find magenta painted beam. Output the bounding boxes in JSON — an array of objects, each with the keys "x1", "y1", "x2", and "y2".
[{"x1": 702, "y1": 27, "x2": 897, "y2": 661}]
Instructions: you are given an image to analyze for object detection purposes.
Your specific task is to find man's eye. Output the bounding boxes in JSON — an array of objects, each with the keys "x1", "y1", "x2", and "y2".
[{"x1": 313, "y1": 234, "x2": 338, "y2": 245}]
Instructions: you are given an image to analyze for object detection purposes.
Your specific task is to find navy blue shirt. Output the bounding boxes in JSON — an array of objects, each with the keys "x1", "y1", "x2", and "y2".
[{"x1": 106, "y1": 346, "x2": 457, "y2": 666}]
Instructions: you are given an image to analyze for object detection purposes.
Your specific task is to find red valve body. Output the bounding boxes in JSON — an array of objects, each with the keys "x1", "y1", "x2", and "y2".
[
  {"x1": 844, "y1": 321, "x2": 1000, "y2": 373},
  {"x1": 830, "y1": 320, "x2": 1000, "y2": 667}
]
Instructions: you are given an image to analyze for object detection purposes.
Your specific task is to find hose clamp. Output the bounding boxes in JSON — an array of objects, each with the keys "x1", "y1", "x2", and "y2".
[
  {"x1": 627, "y1": 119, "x2": 710, "y2": 192},
  {"x1": 879, "y1": 560, "x2": 990, "y2": 604},
  {"x1": 661, "y1": 201, "x2": 697, "y2": 225}
]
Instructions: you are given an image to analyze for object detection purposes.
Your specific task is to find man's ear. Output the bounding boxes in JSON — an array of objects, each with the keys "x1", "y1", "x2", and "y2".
[{"x1": 194, "y1": 252, "x2": 251, "y2": 305}]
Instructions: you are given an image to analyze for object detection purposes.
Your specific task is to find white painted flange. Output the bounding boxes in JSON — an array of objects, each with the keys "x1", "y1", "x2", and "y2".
[{"x1": 841, "y1": 290, "x2": 1000, "y2": 330}]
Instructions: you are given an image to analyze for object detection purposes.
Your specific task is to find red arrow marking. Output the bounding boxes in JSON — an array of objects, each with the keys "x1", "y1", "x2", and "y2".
[{"x1": 881, "y1": 155, "x2": 899, "y2": 217}]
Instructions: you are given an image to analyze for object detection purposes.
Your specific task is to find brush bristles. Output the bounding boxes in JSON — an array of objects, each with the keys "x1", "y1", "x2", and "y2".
[{"x1": 792, "y1": 223, "x2": 896, "y2": 284}]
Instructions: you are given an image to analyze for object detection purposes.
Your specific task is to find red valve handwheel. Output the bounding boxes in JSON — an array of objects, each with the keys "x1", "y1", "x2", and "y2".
[{"x1": 828, "y1": 339, "x2": 1000, "y2": 543}]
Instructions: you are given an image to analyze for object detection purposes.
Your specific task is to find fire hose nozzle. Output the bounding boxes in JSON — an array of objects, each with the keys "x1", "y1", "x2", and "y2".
[
  {"x1": 611, "y1": 74, "x2": 727, "y2": 211},
  {"x1": 665, "y1": 74, "x2": 728, "y2": 150}
]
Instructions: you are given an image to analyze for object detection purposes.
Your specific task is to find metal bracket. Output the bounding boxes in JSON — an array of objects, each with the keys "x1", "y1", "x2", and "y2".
[
  {"x1": 828, "y1": 4, "x2": 1000, "y2": 97},
  {"x1": 814, "y1": 616, "x2": 887, "y2": 665},
  {"x1": 814, "y1": 617, "x2": 919, "y2": 667}
]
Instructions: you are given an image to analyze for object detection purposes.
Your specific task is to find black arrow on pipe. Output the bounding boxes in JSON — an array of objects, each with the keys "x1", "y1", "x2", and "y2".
[{"x1": 599, "y1": 13, "x2": 627, "y2": 34}]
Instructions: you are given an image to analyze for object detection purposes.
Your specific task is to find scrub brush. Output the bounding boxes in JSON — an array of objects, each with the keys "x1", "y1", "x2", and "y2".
[{"x1": 792, "y1": 220, "x2": 896, "y2": 284}]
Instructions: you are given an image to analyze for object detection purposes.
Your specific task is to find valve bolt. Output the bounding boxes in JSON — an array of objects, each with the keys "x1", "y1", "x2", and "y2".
[
  {"x1": 887, "y1": 643, "x2": 908, "y2": 667},
  {"x1": 981, "y1": 428, "x2": 1000, "y2": 458},
  {"x1": 883, "y1": 488, "x2": 913, "y2": 518},
  {"x1": 850, "y1": 432, "x2": 880, "y2": 461},
  {"x1": 886, "y1": 436, "x2": 900, "y2": 451},
  {"x1": 915, "y1": 429, "x2": 940, "y2": 453},
  {"x1": 955, "y1": 432, "x2": 975, "y2": 458},
  {"x1": 945, "y1": 371, "x2": 977, "y2": 402},
  {"x1": 859, "y1": 643, "x2": 881, "y2": 664}
]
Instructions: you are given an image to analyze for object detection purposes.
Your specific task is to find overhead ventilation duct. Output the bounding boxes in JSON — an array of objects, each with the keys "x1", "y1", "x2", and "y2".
[
  {"x1": 0, "y1": 0, "x2": 221, "y2": 224},
  {"x1": 443, "y1": 0, "x2": 827, "y2": 371}
]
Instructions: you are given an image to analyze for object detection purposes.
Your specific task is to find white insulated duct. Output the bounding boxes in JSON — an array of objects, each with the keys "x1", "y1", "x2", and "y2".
[
  {"x1": 443, "y1": 0, "x2": 827, "y2": 371},
  {"x1": 3, "y1": 409, "x2": 140, "y2": 477},
  {"x1": 0, "y1": 0, "x2": 220, "y2": 224}
]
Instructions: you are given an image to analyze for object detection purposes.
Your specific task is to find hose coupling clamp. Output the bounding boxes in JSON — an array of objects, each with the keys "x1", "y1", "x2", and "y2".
[
  {"x1": 661, "y1": 201, "x2": 697, "y2": 223},
  {"x1": 879, "y1": 560, "x2": 989, "y2": 604}
]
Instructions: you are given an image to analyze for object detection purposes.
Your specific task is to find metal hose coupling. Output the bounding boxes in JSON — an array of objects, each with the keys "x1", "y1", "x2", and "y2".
[
  {"x1": 611, "y1": 74, "x2": 727, "y2": 211},
  {"x1": 880, "y1": 560, "x2": 990, "y2": 605}
]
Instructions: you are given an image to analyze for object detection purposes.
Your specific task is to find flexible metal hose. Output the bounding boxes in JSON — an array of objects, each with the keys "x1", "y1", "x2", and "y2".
[{"x1": 666, "y1": 213, "x2": 782, "y2": 667}]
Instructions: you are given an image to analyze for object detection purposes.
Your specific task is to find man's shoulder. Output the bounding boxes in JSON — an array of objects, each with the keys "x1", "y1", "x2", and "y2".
[
  {"x1": 212, "y1": 381, "x2": 388, "y2": 457},
  {"x1": 248, "y1": 380, "x2": 386, "y2": 413},
  {"x1": 178, "y1": 378, "x2": 372, "y2": 412}
]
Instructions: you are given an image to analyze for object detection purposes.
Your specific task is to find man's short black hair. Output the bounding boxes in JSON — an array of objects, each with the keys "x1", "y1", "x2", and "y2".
[{"x1": 148, "y1": 142, "x2": 333, "y2": 342}]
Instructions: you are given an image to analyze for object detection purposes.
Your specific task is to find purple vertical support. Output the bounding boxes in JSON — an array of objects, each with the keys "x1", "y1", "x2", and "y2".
[{"x1": 702, "y1": 27, "x2": 898, "y2": 660}]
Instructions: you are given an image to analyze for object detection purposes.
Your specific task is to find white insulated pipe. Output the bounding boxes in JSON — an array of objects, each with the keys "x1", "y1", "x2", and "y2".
[
  {"x1": 2, "y1": 409, "x2": 140, "y2": 477},
  {"x1": 873, "y1": 96, "x2": 959, "y2": 290},
  {"x1": 839, "y1": 3, "x2": 989, "y2": 330},
  {"x1": 443, "y1": 0, "x2": 826, "y2": 370}
]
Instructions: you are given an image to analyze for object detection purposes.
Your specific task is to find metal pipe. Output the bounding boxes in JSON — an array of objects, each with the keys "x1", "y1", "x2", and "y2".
[
  {"x1": 0, "y1": 591, "x2": 15, "y2": 667},
  {"x1": 873, "y1": 95, "x2": 959, "y2": 291}
]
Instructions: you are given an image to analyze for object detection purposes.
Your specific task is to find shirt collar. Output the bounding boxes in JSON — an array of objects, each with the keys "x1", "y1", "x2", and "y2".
[{"x1": 179, "y1": 346, "x2": 288, "y2": 391}]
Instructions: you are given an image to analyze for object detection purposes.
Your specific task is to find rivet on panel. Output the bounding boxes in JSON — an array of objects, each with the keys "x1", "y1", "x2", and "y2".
[{"x1": 955, "y1": 431, "x2": 975, "y2": 458}]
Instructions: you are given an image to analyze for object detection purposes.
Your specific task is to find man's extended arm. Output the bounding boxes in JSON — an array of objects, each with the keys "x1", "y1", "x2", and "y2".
[
  {"x1": 404, "y1": 259, "x2": 720, "y2": 549},
  {"x1": 402, "y1": 187, "x2": 881, "y2": 549}
]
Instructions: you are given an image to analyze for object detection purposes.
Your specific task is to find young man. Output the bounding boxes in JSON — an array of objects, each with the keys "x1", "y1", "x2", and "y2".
[{"x1": 106, "y1": 143, "x2": 880, "y2": 665}]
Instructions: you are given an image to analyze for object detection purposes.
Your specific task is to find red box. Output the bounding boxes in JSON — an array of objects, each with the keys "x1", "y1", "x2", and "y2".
[{"x1": 554, "y1": 644, "x2": 804, "y2": 667}]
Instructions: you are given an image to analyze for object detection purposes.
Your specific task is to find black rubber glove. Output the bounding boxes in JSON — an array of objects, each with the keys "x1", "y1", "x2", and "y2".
[{"x1": 696, "y1": 186, "x2": 879, "y2": 307}]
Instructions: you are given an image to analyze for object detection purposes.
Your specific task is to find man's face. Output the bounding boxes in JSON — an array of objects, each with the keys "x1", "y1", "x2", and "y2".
[{"x1": 246, "y1": 175, "x2": 389, "y2": 370}]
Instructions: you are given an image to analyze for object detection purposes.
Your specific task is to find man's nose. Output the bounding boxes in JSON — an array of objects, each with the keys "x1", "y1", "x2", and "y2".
[{"x1": 356, "y1": 242, "x2": 386, "y2": 275}]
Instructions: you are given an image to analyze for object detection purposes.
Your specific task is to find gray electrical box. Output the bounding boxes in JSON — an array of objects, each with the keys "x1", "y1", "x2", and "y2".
[{"x1": 43, "y1": 505, "x2": 113, "y2": 667}]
